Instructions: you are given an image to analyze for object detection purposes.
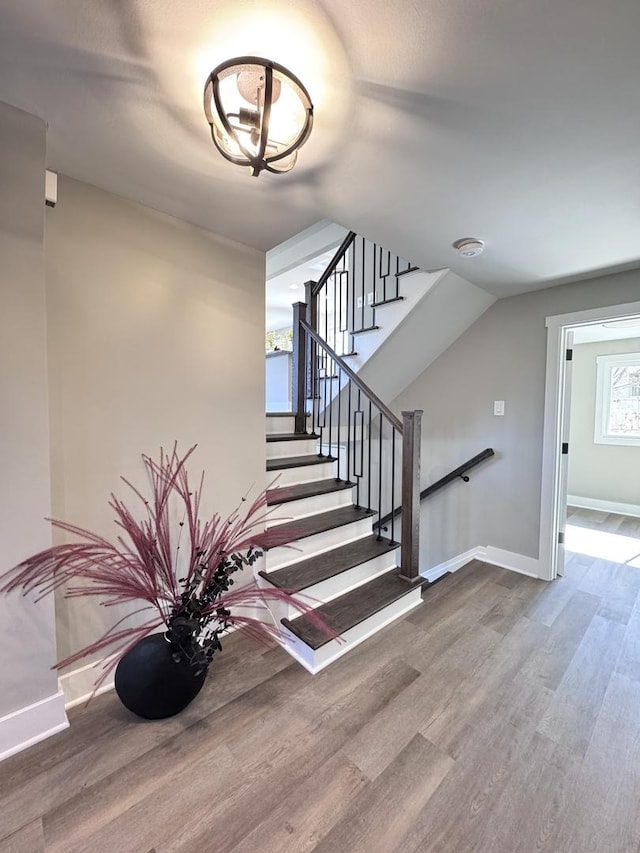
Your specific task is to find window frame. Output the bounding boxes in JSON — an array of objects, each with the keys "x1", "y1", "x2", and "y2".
[{"x1": 594, "y1": 351, "x2": 640, "y2": 447}]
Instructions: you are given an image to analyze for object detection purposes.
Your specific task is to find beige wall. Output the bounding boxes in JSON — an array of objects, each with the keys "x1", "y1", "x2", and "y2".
[
  {"x1": 0, "y1": 102, "x2": 59, "y2": 718},
  {"x1": 568, "y1": 338, "x2": 640, "y2": 507},
  {"x1": 45, "y1": 177, "x2": 266, "y2": 664},
  {"x1": 394, "y1": 269, "x2": 640, "y2": 571}
]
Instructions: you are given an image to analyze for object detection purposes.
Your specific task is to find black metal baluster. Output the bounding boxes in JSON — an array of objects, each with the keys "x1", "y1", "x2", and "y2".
[
  {"x1": 320, "y1": 350, "x2": 328, "y2": 455},
  {"x1": 354, "y1": 389, "x2": 363, "y2": 507},
  {"x1": 367, "y1": 398, "x2": 372, "y2": 510},
  {"x1": 346, "y1": 379, "x2": 352, "y2": 484},
  {"x1": 360, "y1": 236, "x2": 365, "y2": 332},
  {"x1": 395, "y1": 254, "x2": 400, "y2": 299},
  {"x1": 307, "y1": 339, "x2": 316, "y2": 435},
  {"x1": 350, "y1": 242, "x2": 356, "y2": 338},
  {"x1": 377, "y1": 412, "x2": 383, "y2": 538},
  {"x1": 325, "y1": 276, "x2": 329, "y2": 353},
  {"x1": 337, "y1": 365, "x2": 343, "y2": 480},
  {"x1": 391, "y1": 426, "x2": 396, "y2": 543},
  {"x1": 328, "y1": 349, "x2": 334, "y2": 472},
  {"x1": 332, "y1": 269, "x2": 337, "y2": 352},
  {"x1": 312, "y1": 337, "x2": 319, "y2": 442}
]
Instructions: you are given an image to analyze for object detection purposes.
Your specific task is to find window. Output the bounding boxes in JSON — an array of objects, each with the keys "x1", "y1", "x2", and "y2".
[{"x1": 594, "y1": 352, "x2": 640, "y2": 446}]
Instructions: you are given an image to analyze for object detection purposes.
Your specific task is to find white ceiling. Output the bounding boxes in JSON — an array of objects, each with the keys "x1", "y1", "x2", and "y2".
[
  {"x1": 266, "y1": 248, "x2": 336, "y2": 331},
  {"x1": 2, "y1": 0, "x2": 640, "y2": 298}
]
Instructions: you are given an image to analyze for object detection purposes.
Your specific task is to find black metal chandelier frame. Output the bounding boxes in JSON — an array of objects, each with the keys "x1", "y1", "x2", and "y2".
[{"x1": 203, "y1": 56, "x2": 314, "y2": 177}]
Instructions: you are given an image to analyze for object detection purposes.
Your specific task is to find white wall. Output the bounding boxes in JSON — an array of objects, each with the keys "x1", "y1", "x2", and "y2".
[
  {"x1": 266, "y1": 350, "x2": 292, "y2": 412},
  {"x1": 393, "y1": 269, "x2": 640, "y2": 573},
  {"x1": 568, "y1": 338, "x2": 640, "y2": 508},
  {"x1": 0, "y1": 102, "x2": 66, "y2": 756},
  {"x1": 45, "y1": 178, "x2": 266, "y2": 693}
]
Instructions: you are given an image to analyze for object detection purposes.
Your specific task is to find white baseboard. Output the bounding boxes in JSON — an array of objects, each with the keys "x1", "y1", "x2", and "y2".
[
  {"x1": 0, "y1": 691, "x2": 68, "y2": 763},
  {"x1": 568, "y1": 495, "x2": 640, "y2": 519},
  {"x1": 421, "y1": 545, "x2": 542, "y2": 582},
  {"x1": 58, "y1": 657, "x2": 117, "y2": 709},
  {"x1": 421, "y1": 547, "x2": 485, "y2": 582},
  {"x1": 481, "y1": 546, "x2": 541, "y2": 578},
  {"x1": 58, "y1": 624, "x2": 243, "y2": 710}
]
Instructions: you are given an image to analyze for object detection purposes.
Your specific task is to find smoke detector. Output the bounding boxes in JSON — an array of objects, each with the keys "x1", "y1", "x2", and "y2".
[{"x1": 453, "y1": 238, "x2": 484, "y2": 258}]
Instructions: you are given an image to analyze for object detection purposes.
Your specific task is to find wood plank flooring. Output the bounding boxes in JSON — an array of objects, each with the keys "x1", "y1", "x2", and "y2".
[
  {"x1": 567, "y1": 504, "x2": 640, "y2": 537},
  {"x1": 3, "y1": 540, "x2": 640, "y2": 851}
]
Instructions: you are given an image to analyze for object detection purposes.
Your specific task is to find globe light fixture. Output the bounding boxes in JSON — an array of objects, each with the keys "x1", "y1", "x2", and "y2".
[{"x1": 203, "y1": 56, "x2": 314, "y2": 177}]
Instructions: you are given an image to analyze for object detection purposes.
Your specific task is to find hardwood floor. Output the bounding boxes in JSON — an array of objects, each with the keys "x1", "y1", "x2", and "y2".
[
  {"x1": 3, "y1": 553, "x2": 640, "y2": 852},
  {"x1": 567, "y1": 505, "x2": 640, "y2": 539}
]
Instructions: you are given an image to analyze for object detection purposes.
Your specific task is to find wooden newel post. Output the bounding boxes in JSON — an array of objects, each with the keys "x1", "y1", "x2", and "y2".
[
  {"x1": 400, "y1": 410, "x2": 423, "y2": 582},
  {"x1": 303, "y1": 280, "x2": 317, "y2": 330},
  {"x1": 292, "y1": 301, "x2": 307, "y2": 434},
  {"x1": 303, "y1": 280, "x2": 318, "y2": 417}
]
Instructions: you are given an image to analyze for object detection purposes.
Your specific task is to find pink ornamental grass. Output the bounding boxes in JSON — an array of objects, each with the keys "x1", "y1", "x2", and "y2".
[{"x1": 0, "y1": 444, "x2": 338, "y2": 692}]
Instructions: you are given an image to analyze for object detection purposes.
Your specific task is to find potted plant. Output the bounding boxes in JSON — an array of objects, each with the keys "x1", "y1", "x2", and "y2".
[{"x1": 0, "y1": 444, "x2": 332, "y2": 719}]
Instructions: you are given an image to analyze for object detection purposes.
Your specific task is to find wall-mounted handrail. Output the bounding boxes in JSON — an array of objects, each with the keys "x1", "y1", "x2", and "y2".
[
  {"x1": 299, "y1": 318, "x2": 403, "y2": 433},
  {"x1": 378, "y1": 448, "x2": 495, "y2": 530}
]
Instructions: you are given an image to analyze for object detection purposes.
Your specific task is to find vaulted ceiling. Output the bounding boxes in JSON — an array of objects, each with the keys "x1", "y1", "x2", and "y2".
[{"x1": 2, "y1": 0, "x2": 640, "y2": 297}]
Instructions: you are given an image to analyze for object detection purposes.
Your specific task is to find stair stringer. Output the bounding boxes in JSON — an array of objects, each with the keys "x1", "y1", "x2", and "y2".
[
  {"x1": 309, "y1": 269, "x2": 495, "y2": 426},
  {"x1": 346, "y1": 269, "x2": 497, "y2": 403}
]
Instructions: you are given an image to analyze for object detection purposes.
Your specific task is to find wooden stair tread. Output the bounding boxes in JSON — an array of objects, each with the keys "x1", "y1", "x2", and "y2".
[
  {"x1": 267, "y1": 454, "x2": 336, "y2": 471},
  {"x1": 271, "y1": 506, "x2": 375, "y2": 542},
  {"x1": 259, "y1": 535, "x2": 396, "y2": 591},
  {"x1": 266, "y1": 432, "x2": 318, "y2": 442},
  {"x1": 267, "y1": 479, "x2": 353, "y2": 506},
  {"x1": 282, "y1": 570, "x2": 418, "y2": 650}
]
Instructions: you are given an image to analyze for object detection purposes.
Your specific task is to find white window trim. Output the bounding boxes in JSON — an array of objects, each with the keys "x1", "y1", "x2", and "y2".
[{"x1": 594, "y1": 352, "x2": 640, "y2": 447}]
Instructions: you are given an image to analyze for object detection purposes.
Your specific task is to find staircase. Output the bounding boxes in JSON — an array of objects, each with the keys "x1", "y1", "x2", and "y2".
[{"x1": 260, "y1": 412, "x2": 423, "y2": 673}]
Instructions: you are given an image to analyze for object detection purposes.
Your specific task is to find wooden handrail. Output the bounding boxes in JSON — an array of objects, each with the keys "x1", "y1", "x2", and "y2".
[
  {"x1": 379, "y1": 448, "x2": 496, "y2": 530},
  {"x1": 311, "y1": 231, "x2": 356, "y2": 297},
  {"x1": 299, "y1": 318, "x2": 403, "y2": 433}
]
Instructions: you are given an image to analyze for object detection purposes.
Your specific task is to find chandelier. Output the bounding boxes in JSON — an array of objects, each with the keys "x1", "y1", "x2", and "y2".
[{"x1": 203, "y1": 56, "x2": 314, "y2": 177}]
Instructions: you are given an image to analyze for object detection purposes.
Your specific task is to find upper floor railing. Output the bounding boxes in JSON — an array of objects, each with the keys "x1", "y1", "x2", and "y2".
[{"x1": 304, "y1": 231, "x2": 419, "y2": 357}]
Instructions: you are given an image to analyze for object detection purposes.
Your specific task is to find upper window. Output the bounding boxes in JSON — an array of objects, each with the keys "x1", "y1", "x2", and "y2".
[{"x1": 594, "y1": 352, "x2": 640, "y2": 446}]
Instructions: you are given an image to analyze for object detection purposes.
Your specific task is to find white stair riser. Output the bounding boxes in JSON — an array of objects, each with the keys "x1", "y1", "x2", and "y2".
[
  {"x1": 266, "y1": 519, "x2": 374, "y2": 571},
  {"x1": 266, "y1": 416, "x2": 296, "y2": 434},
  {"x1": 266, "y1": 437, "x2": 319, "y2": 459},
  {"x1": 262, "y1": 551, "x2": 399, "y2": 619},
  {"x1": 268, "y1": 461, "x2": 336, "y2": 487},
  {"x1": 280, "y1": 587, "x2": 423, "y2": 674},
  {"x1": 266, "y1": 489, "x2": 355, "y2": 526},
  {"x1": 294, "y1": 551, "x2": 399, "y2": 609}
]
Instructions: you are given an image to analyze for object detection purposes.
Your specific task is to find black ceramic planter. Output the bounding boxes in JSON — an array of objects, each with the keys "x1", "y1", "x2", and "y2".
[{"x1": 114, "y1": 632, "x2": 207, "y2": 719}]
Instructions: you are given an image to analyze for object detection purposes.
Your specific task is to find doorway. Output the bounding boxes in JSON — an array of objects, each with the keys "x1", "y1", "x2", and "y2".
[{"x1": 539, "y1": 300, "x2": 640, "y2": 580}]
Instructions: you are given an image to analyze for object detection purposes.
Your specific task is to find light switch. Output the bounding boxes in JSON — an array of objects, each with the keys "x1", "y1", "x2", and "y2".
[{"x1": 494, "y1": 400, "x2": 505, "y2": 416}]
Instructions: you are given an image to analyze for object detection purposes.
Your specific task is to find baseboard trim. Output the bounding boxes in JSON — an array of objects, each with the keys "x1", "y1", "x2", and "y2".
[
  {"x1": 58, "y1": 624, "x2": 243, "y2": 709},
  {"x1": 59, "y1": 657, "x2": 117, "y2": 710},
  {"x1": 482, "y1": 546, "x2": 541, "y2": 578},
  {"x1": 568, "y1": 495, "x2": 640, "y2": 519},
  {"x1": 422, "y1": 545, "x2": 542, "y2": 582},
  {"x1": 421, "y1": 547, "x2": 485, "y2": 582},
  {"x1": 0, "y1": 691, "x2": 68, "y2": 763}
]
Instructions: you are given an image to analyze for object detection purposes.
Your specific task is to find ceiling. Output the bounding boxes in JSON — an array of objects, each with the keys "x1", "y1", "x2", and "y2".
[
  {"x1": 2, "y1": 0, "x2": 640, "y2": 298},
  {"x1": 266, "y1": 248, "x2": 336, "y2": 331}
]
